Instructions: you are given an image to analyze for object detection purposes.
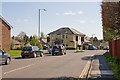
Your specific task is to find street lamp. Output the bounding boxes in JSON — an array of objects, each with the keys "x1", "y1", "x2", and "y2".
[{"x1": 38, "y1": 9, "x2": 46, "y2": 40}]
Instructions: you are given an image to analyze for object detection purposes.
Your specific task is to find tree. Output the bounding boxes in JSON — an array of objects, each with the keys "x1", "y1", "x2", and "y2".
[
  {"x1": 29, "y1": 35, "x2": 43, "y2": 49},
  {"x1": 41, "y1": 32, "x2": 45, "y2": 39},
  {"x1": 23, "y1": 34, "x2": 29, "y2": 42},
  {"x1": 102, "y1": 1, "x2": 120, "y2": 41}
]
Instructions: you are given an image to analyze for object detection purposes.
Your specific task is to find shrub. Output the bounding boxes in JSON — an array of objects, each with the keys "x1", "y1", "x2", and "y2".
[
  {"x1": 104, "y1": 52, "x2": 120, "y2": 80},
  {"x1": 36, "y1": 43, "x2": 43, "y2": 50}
]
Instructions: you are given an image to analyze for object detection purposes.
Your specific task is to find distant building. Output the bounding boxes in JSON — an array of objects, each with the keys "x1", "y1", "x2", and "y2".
[
  {"x1": 48, "y1": 27, "x2": 85, "y2": 48},
  {"x1": 11, "y1": 39, "x2": 22, "y2": 49},
  {"x1": 0, "y1": 16, "x2": 13, "y2": 52}
]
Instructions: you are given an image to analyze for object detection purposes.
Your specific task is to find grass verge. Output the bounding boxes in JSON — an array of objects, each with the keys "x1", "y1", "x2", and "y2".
[
  {"x1": 103, "y1": 52, "x2": 120, "y2": 80},
  {"x1": 8, "y1": 50, "x2": 21, "y2": 56}
]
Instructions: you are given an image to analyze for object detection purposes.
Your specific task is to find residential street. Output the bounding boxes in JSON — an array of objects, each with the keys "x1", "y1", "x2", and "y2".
[{"x1": 2, "y1": 50, "x2": 106, "y2": 78}]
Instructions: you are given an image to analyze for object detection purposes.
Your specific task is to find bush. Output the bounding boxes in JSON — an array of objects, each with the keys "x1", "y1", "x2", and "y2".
[
  {"x1": 36, "y1": 43, "x2": 43, "y2": 50},
  {"x1": 104, "y1": 52, "x2": 119, "y2": 64},
  {"x1": 104, "y1": 52, "x2": 120, "y2": 80}
]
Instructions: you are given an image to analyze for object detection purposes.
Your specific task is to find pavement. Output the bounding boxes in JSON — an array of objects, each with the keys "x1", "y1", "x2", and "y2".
[{"x1": 88, "y1": 53, "x2": 117, "y2": 80}]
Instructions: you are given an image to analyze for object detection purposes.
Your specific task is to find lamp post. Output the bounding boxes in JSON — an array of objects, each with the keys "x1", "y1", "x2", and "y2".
[{"x1": 38, "y1": 9, "x2": 46, "y2": 40}]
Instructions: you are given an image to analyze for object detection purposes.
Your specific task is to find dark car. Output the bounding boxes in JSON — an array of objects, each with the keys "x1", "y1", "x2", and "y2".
[
  {"x1": 52, "y1": 45, "x2": 66, "y2": 56},
  {"x1": 88, "y1": 45, "x2": 97, "y2": 50},
  {"x1": 0, "y1": 49, "x2": 11, "y2": 65},
  {"x1": 21, "y1": 46, "x2": 43, "y2": 58}
]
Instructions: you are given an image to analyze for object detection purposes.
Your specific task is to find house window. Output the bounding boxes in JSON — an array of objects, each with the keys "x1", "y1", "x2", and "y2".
[
  {"x1": 81, "y1": 37, "x2": 84, "y2": 42},
  {"x1": 62, "y1": 35, "x2": 64, "y2": 38},
  {"x1": 76, "y1": 36, "x2": 78, "y2": 41}
]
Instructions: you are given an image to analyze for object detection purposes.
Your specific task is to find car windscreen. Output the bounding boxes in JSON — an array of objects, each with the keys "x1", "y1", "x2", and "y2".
[{"x1": 22, "y1": 47, "x2": 32, "y2": 51}]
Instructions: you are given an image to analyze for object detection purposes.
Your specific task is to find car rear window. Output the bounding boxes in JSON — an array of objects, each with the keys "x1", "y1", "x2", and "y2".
[
  {"x1": 53, "y1": 46, "x2": 58, "y2": 49},
  {"x1": 22, "y1": 47, "x2": 32, "y2": 51}
]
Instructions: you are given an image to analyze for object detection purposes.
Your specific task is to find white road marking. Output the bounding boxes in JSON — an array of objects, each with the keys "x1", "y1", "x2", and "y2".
[
  {"x1": 3, "y1": 55, "x2": 65, "y2": 75},
  {"x1": 4, "y1": 63, "x2": 35, "y2": 75}
]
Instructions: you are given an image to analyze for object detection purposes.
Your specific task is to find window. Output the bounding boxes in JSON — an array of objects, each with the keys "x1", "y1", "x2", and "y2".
[
  {"x1": 62, "y1": 35, "x2": 64, "y2": 38},
  {"x1": 76, "y1": 36, "x2": 78, "y2": 41},
  {"x1": 81, "y1": 37, "x2": 84, "y2": 42}
]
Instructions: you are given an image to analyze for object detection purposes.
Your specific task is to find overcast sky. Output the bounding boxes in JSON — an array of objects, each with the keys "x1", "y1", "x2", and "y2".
[{"x1": 1, "y1": 1, "x2": 104, "y2": 39}]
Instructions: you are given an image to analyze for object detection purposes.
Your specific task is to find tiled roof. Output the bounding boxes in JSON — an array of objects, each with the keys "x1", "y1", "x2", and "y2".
[
  {"x1": 48, "y1": 27, "x2": 85, "y2": 36},
  {"x1": 11, "y1": 39, "x2": 22, "y2": 45}
]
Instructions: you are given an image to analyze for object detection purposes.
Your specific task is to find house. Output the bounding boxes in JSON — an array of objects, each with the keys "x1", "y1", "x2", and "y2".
[
  {"x1": 0, "y1": 16, "x2": 13, "y2": 52},
  {"x1": 48, "y1": 27, "x2": 85, "y2": 48},
  {"x1": 11, "y1": 39, "x2": 22, "y2": 49}
]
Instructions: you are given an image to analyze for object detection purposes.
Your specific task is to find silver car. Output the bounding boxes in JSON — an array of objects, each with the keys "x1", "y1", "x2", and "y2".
[{"x1": 0, "y1": 49, "x2": 11, "y2": 65}]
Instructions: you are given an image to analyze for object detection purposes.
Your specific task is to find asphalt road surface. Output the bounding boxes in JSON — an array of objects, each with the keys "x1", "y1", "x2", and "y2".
[{"x1": 2, "y1": 50, "x2": 106, "y2": 78}]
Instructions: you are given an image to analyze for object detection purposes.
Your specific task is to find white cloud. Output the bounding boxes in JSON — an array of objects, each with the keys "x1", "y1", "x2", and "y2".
[
  {"x1": 78, "y1": 11, "x2": 84, "y2": 15},
  {"x1": 80, "y1": 20, "x2": 86, "y2": 24},
  {"x1": 23, "y1": 19, "x2": 28, "y2": 22},
  {"x1": 56, "y1": 13, "x2": 60, "y2": 16},
  {"x1": 90, "y1": 20, "x2": 95, "y2": 23},
  {"x1": 63, "y1": 11, "x2": 76, "y2": 15}
]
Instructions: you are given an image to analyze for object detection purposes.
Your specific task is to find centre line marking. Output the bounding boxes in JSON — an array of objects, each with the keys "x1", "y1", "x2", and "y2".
[{"x1": 4, "y1": 63, "x2": 35, "y2": 75}]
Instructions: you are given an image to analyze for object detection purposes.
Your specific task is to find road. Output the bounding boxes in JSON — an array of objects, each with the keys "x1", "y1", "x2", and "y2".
[{"x1": 2, "y1": 50, "x2": 105, "y2": 78}]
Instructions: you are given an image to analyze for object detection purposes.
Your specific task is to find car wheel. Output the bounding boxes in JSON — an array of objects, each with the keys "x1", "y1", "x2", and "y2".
[
  {"x1": 64, "y1": 52, "x2": 66, "y2": 55},
  {"x1": 52, "y1": 53, "x2": 54, "y2": 56},
  {"x1": 5, "y1": 58, "x2": 10, "y2": 65},
  {"x1": 49, "y1": 52, "x2": 51, "y2": 54},
  {"x1": 61, "y1": 52, "x2": 64, "y2": 55},
  {"x1": 33, "y1": 53, "x2": 37, "y2": 58},
  {"x1": 40, "y1": 52, "x2": 43, "y2": 57},
  {"x1": 22, "y1": 56, "x2": 25, "y2": 58}
]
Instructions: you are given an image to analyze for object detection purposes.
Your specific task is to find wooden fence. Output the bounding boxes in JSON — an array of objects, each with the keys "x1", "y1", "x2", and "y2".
[{"x1": 109, "y1": 39, "x2": 120, "y2": 60}]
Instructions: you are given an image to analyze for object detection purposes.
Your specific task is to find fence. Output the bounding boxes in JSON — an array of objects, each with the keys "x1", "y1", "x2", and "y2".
[{"x1": 109, "y1": 39, "x2": 120, "y2": 61}]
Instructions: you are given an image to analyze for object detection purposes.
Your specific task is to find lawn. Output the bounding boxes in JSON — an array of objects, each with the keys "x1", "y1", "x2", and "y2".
[{"x1": 8, "y1": 50, "x2": 21, "y2": 56}]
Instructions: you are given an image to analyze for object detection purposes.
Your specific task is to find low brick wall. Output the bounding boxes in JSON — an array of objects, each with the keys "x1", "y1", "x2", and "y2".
[{"x1": 109, "y1": 39, "x2": 120, "y2": 61}]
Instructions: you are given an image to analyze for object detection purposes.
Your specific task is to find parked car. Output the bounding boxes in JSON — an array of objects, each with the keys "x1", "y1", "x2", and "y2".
[
  {"x1": 88, "y1": 45, "x2": 97, "y2": 50},
  {"x1": 52, "y1": 45, "x2": 66, "y2": 55},
  {"x1": 0, "y1": 49, "x2": 11, "y2": 65},
  {"x1": 21, "y1": 46, "x2": 43, "y2": 58},
  {"x1": 43, "y1": 45, "x2": 48, "y2": 50}
]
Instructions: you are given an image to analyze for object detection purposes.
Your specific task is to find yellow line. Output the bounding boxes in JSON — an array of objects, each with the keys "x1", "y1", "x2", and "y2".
[{"x1": 79, "y1": 54, "x2": 94, "y2": 78}]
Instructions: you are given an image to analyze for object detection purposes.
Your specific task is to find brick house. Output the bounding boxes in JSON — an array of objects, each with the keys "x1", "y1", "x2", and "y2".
[{"x1": 0, "y1": 16, "x2": 12, "y2": 52}]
